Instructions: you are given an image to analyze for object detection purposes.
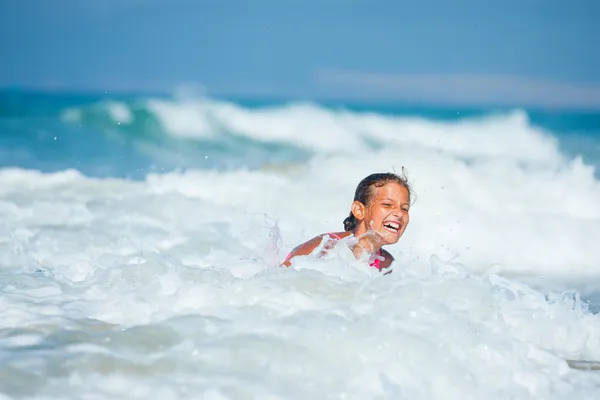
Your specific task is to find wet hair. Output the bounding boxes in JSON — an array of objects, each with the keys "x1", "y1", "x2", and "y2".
[{"x1": 343, "y1": 170, "x2": 412, "y2": 232}]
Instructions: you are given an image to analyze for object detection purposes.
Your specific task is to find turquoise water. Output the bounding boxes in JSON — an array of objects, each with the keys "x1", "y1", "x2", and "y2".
[
  {"x1": 2, "y1": 89, "x2": 599, "y2": 179},
  {"x1": 1, "y1": 89, "x2": 600, "y2": 399}
]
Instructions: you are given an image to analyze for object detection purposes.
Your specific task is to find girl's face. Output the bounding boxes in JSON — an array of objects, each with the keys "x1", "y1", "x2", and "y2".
[{"x1": 355, "y1": 182, "x2": 411, "y2": 245}]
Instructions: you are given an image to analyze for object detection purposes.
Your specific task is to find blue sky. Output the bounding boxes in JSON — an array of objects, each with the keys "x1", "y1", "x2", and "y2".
[{"x1": 1, "y1": 0, "x2": 599, "y2": 107}]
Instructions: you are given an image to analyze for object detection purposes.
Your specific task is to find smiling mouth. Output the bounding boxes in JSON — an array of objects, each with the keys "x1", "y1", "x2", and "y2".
[{"x1": 383, "y1": 221, "x2": 401, "y2": 234}]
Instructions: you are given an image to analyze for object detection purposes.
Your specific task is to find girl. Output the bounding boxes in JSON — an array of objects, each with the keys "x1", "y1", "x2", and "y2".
[{"x1": 281, "y1": 172, "x2": 412, "y2": 271}]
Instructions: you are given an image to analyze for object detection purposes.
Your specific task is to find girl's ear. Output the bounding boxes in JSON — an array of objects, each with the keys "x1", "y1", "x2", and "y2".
[{"x1": 351, "y1": 200, "x2": 365, "y2": 221}]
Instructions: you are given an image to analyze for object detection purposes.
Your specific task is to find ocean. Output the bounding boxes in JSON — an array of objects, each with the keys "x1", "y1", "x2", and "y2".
[{"x1": 1, "y1": 89, "x2": 599, "y2": 399}]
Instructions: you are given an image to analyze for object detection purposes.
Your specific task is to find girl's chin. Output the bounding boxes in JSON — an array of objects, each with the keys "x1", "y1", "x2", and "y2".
[
  {"x1": 362, "y1": 228, "x2": 401, "y2": 244},
  {"x1": 373, "y1": 230, "x2": 401, "y2": 244},
  {"x1": 384, "y1": 236, "x2": 401, "y2": 244}
]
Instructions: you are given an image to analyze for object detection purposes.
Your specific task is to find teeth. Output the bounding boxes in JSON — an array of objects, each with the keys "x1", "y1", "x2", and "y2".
[{"x1": 384, "y1": 222, "x2": 400, "y2": 231}]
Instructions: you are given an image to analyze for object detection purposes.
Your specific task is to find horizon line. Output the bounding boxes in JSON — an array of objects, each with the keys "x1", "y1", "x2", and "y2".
[{"x1": 1, "y1": 81, "x2": 600, "y2": 112}]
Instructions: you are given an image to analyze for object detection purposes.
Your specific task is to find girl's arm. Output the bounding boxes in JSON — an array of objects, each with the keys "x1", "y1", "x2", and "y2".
[{"x1": 281, "y1": 234, "x2": 339, "y2": 267}]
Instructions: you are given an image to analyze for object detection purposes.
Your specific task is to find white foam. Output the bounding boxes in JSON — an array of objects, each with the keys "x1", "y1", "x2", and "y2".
[
  {"x1": 61, "y1": 101, "x2": 133, "y2": 125},
  {"x1": 104, "y1": 101, "x2": 133, "y2": 124},
  {"x1": 2, "y1": 102, "x2": 600, "y2": 398},
  {"x1": 144, "y1": 98, "x2": 220, "y2": 139},
  {"x1": 142, "y1": 97, "x2": 565, "y2": 165},
  {"x1": 142, "y1": 147, "x2": 600, "y2": 277}
]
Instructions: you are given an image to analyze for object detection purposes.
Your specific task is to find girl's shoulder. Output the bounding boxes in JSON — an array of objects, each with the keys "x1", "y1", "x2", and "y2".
[{"x1": 323, "y1": 231, "x2": 352, "y2": 240}]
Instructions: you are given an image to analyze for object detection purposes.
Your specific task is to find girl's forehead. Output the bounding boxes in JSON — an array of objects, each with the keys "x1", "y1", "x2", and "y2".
[{"x1": 373, "y1": 182, "x2": 409, "y2": 198}]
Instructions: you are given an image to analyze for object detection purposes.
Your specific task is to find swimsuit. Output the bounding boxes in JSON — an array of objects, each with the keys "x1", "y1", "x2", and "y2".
[{"x1": 285, "y1": 232, "x2": 382, "y2": 269}]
